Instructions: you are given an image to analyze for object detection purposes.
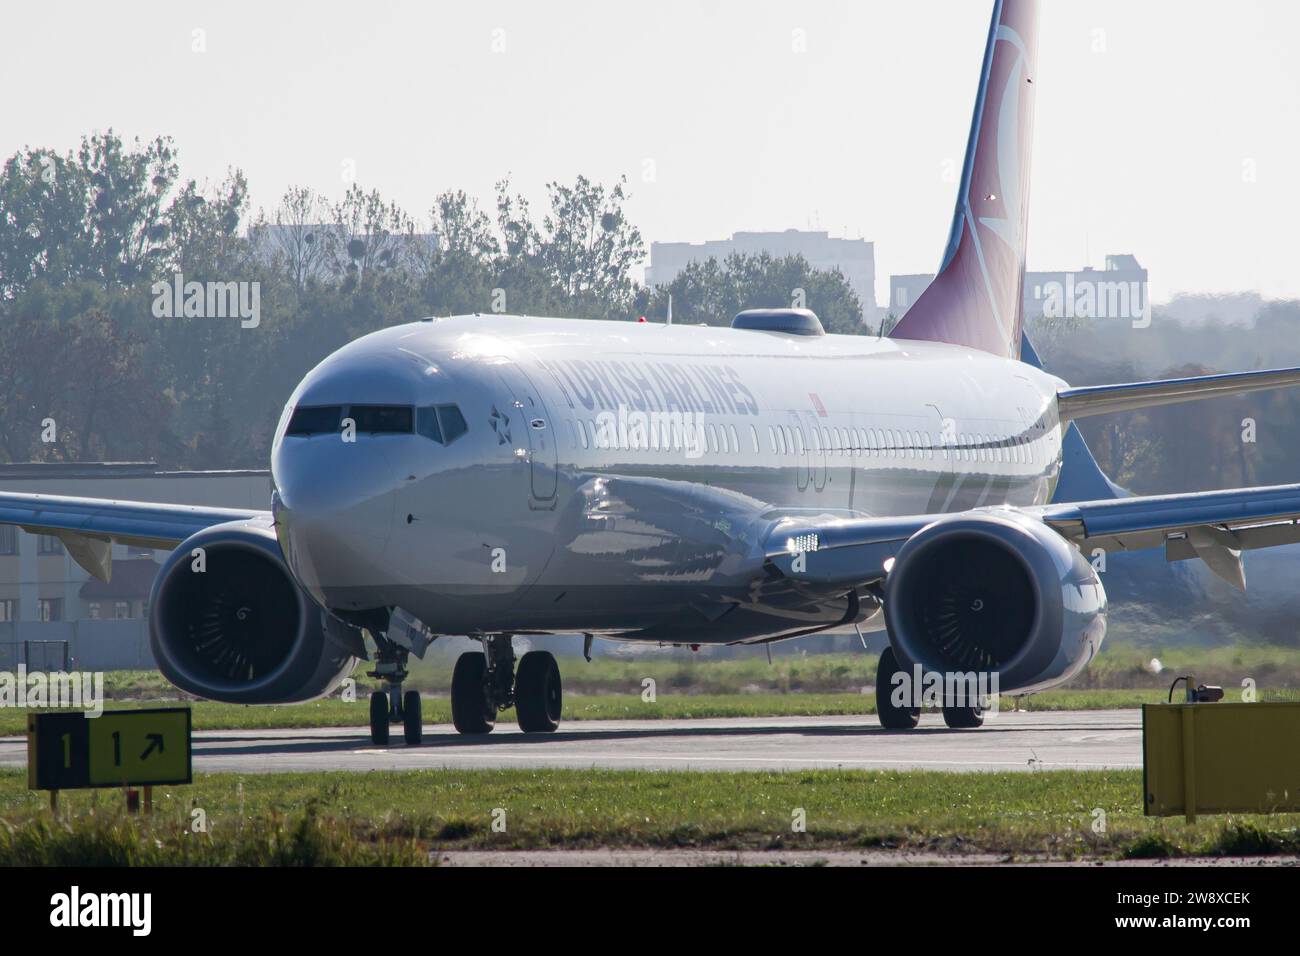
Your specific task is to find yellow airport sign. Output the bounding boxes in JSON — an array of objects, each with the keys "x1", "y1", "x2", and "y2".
[
  {"x1": 28, "y1": 708, "x2": 192, "y2": 791},
  {"x1": 1143, "y1": 701, "x2": 1300, "y2": 822}
]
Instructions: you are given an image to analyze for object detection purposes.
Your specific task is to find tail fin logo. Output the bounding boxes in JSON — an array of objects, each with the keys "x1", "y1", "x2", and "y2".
[
  {"x1": 890, "y1": 0, "x2": 1040, "y2": 359},
  {"x1": 974, "y1": 26, "x2": 1031, "y2": 265}
]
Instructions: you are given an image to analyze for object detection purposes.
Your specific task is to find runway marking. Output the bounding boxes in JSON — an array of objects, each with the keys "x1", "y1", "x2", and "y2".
[
  {"x1": 327, "y1": 750, "x2": 1125, "y2": 770},
  {"x1": 1, "y1": 710, "x2": 1145, "y2": 774}
]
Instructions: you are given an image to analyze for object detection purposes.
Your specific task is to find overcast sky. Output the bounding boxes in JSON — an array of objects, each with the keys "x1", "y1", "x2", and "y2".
[{"x1": 4, "y1": 0, "x2": 1298, "y2": 305}]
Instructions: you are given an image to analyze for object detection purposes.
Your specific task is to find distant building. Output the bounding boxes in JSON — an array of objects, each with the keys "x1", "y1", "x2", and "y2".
[
  {"x1": 888, "y1": 274, "x2": 935, "y2": 319},
  {"x1": 0, "y1": 463, "x2": 269, "y2": 670},
  {"x1": 1024, "y1": 255, "x2": 1149, "y2": 324},
  {"x1": 647, "y1": 230, "x2": 878, "y2": 323},
  {"x1": 890, "y1": 254, "x2": 1150, "y2": 326}
]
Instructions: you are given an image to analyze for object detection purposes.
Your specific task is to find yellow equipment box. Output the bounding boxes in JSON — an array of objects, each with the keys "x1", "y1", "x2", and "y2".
[{"x1": 1143, "y1": 701, "x2": 1300, "y2": 822}]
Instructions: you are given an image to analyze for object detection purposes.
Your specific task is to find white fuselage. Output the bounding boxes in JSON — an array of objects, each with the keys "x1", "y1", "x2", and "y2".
[{"x1": 270, "y1": 315, "x2": 1068, "y2": 642}]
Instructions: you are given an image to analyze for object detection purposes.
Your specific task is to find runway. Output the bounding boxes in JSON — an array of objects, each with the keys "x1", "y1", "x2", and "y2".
[{"x1": 0, "y1": 710, "x2": 1141, "y2": 774}]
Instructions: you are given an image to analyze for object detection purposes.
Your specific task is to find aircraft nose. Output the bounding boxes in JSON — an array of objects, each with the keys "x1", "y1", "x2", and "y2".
[{"x1": 273, "y1": 439, "x2": 397, "y2": 600}]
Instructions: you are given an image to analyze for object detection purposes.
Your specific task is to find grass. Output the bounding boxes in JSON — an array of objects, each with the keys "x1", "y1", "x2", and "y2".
[
  {"x1": 0, "y1": 767, "x2": 1297, "y2": 865},
  {"x1": 67, "y1": 643, "x2": 1300, "y2": 699},
  {"x1": 1, "y1": 643, "x2": 1296, "y2": 736},
  {"x1": 6, "y1": 687, "x2": 1300, "y2": 737},
  {"x1": 79, "y1": 643, "x2": 1298, "y2": 694}
]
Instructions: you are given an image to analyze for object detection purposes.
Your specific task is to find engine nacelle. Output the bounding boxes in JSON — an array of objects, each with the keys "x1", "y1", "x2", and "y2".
[
  {"x1": 149, "y1": 519, "x2": 364, "y2": 704},
  {"x1": 883, "y1": 510, "x2": 1106, "y2": 695}
]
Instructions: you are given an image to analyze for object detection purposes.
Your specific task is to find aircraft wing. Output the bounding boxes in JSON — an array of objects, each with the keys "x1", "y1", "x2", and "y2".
[
  {"x1": 764, "y1": 482, "x2": 1300, "y2": 592},
  {"x1": 0, "y1": 491, "x2": 268, "y2": 583},
  {"x1": 1057, "y1": 366, "x2": 1300, "y2": 421}
]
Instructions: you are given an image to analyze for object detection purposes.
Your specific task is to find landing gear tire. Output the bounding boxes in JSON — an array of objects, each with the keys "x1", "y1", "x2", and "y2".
[
  {"x1": 452, "y1": 652, "x2": 496, "y2": 735},
  {"x1": 369, "y1": 691, "x2": 390, "y2": 745},
  {"x1": 875, "y1": 646, "x2": 920, "y2": 730},
  {"x1": 403, "y1": 690, "x2": 423, "y2": 745},
  {"x1": 515, "y1": 651, "x2": 562, "y2": 733},
  {"x1": 942, "y1": 702, "x2": 985, "y2": 729}
]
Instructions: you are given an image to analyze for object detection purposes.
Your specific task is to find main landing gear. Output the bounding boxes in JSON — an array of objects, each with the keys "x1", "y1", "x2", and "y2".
[
  {"x1": 368, "y1": 636, "x2": 423, "y2": 746},
  {"x1": 451, "y1": 635, "x2": 563, "y2": 735},
  {"x1": 875, "y1": 645, "x2": 985, "y2": 730},
  {"x1": 875, "y1": 646, "x2": 920, "y2": 729}
]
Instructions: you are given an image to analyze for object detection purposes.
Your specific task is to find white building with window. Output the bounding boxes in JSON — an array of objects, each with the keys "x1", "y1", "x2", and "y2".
[{"x1": 890, "y1": 255, "x2": 1150, "y2": 326}]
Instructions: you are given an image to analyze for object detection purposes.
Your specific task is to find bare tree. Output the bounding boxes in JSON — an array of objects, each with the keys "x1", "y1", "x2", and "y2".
[{"x1": 255, "y1": 186, "x2": 332, "y2": 290}]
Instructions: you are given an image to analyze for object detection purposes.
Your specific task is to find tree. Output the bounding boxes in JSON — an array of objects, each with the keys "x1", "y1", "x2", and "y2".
[
  {"x1": 0, "y1": 131, "x2": 179, "y2": 298},
  {"x1": 647, "y1": 252, "x2": 867, "y2": 333},
  {"x1": 494, "y1": 175, "x2": 644, "y2": 315},
  {"x1": 328, "y1": 184, "x2": 414, "y2": 284},
  {"x1": 253, "y1": 185, "x2": 329, "y2": 291}
]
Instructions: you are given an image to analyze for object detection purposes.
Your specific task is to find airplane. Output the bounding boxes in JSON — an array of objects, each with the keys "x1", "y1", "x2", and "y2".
[{"x1": 6, "y1": 0, "x2": 1300, "y2": 746}]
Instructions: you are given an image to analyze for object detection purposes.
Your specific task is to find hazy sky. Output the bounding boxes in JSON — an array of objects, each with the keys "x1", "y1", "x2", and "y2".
[{"x1": 4, "y1": 0, "x2": 1298, "y2": 305}]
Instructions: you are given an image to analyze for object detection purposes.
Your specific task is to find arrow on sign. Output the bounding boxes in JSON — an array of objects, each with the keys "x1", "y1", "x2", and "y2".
[{"x1": 141, "y1": 734, "x2": 165, "y2": 760}]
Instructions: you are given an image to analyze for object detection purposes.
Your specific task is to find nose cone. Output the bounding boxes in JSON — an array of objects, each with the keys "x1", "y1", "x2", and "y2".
[{"x1": 273, "y1": 438, "x2": 397, "y2": 603}]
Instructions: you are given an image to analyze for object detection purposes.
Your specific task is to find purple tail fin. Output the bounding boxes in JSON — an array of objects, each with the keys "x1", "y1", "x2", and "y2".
[{"x1": 890, "y1": 0, "x2": 1039, "y2": 358}]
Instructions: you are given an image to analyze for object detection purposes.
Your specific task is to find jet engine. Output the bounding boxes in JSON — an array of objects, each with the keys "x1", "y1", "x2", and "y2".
[
  {"x1": 883, "y1": 510, "x2": 1106, "y2": 695},
  {"x1": 148, "y1": 519, "x2": 364, "y2": 704}
]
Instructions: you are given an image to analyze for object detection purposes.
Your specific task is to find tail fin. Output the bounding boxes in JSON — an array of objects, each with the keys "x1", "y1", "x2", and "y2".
[{"x1": 890, "y1": 0, "x2": 1039, "y2": 358}]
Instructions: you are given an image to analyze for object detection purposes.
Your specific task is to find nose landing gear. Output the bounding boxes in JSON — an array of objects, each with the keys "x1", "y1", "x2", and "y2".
[
  {"x1": 367, "y1": 637, "x2": 423, "y2": 746},
  {"x1": 450, "y1": 635, "x2": 563, "y2": 735}
]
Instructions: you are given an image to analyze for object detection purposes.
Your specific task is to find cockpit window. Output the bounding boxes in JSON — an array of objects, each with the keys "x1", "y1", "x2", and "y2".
[
  {"x1": 349, "y1": 405, "x2": 413, "y2": 434},
  {"x1": 416, "y1": 404, "x2": 468, "y2": 445},
  {"x1": 287, "y1": 402, "x2": 463, "y2": 442},
  {"x1": 415, "y1": 406, "x2": 443, "y2": 443},
  {"x1": 438, "y1": 405, "x2": 468, "y2": 443},
  {"x1": 286, "y1": 405, "x2": 342, "y2": 435}
]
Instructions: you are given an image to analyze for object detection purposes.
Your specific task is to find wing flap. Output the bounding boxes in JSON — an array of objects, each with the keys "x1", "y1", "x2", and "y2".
[
  {"x1": 1040, "y1": 483, "x2": 1300, "y2": 544},
  {"x1": 1039, "y1": 483, "x2": 1300, "y2": 590}
]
